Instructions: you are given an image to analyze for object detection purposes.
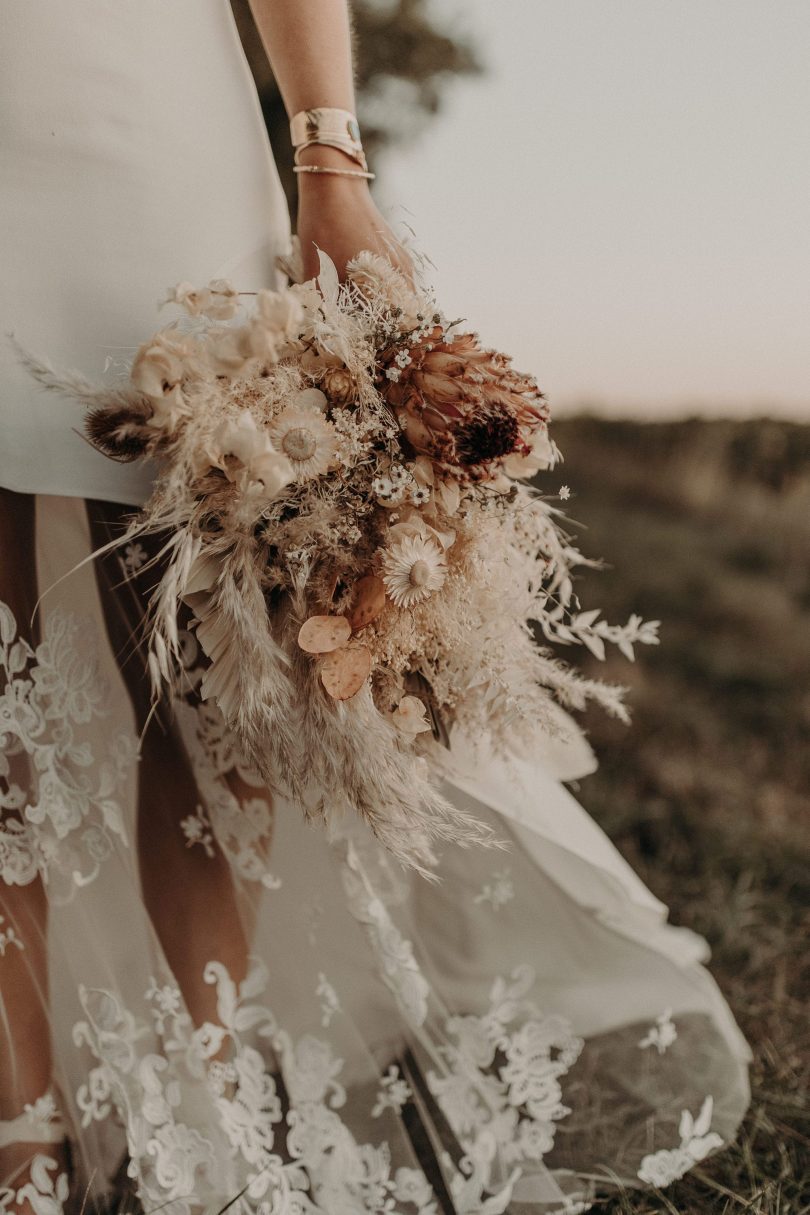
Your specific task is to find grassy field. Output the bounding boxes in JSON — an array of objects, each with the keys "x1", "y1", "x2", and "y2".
[{"x1": 548, "y1": 417, "x2": 810, "y2": 1213}]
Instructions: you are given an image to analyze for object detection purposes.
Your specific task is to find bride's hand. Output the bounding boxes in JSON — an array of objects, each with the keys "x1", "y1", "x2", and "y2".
[{"x1": 295, "y1": 146, "x2": 413, "y2": 283}]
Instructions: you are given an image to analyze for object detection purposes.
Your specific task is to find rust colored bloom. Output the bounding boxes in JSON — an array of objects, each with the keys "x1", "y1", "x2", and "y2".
[{"x1": 379, "y1": 327, "x2": 548, "y2": 476}]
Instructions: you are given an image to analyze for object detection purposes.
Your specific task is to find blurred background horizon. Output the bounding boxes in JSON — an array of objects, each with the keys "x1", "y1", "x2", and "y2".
[{"x1": 375, "y1": 0, "x2": 809, "y2": 421}]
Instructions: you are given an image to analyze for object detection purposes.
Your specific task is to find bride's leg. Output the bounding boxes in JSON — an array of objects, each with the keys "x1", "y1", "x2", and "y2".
[
  {"x1": 0, "y1": 489, "x2": 69, "y2": 1198},
  {"x1": 86, "y1": 500, "x2": 251, "y2": 1028}
]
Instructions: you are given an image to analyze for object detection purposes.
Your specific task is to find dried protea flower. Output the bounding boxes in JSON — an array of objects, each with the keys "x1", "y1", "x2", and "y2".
[
  {"x1": 321, "y1": 365, "x2": 357, "y2": 406},
  {"x1": 379, "y1": 326, "x2": 548, "y2": 476}
]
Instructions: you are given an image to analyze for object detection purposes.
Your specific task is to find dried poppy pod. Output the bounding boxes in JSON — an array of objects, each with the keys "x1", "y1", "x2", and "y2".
[{"x1": 379, "y1": 327, "x2": 548, "y2": 475}]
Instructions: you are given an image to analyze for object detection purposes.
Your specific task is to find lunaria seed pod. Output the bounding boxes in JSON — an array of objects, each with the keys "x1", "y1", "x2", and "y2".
[{"x1": 297, "y1": 615, "x2": 352, "y2": 654}]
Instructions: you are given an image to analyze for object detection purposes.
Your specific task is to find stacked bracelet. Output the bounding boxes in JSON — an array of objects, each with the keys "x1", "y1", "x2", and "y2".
[
  {"x1": 290, "y1": 107, "x2": 373, "y2": 179},
  {"x1": 293, "y1": 164, "x2": 375, "y2": 181}
]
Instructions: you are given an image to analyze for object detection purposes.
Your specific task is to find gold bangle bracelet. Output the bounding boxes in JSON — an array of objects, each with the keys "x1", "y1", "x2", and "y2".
[{"x1": 293, "y1": 165, "x2": 376, "y2": 181}]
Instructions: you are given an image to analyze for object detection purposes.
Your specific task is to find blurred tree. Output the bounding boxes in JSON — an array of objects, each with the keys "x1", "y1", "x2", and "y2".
[{"x1": 231, "y1": 0, "x2": 482, "y2": 215}]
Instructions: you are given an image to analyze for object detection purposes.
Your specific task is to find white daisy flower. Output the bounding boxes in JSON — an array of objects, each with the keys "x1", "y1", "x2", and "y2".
[
  {"x1": 381, "y1": 535, "x2": 447, "y2": 608},
  {"x1": 270, "y1": 403, "x2": 338, "y2": 480},
  {"x1": 372, "y1": 474, "x2": 408, "y2": 506}
]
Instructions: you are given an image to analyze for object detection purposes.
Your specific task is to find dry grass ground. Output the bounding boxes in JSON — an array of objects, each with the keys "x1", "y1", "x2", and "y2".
[{"x1": 550, "y1": 417, "x2": 810, "y2": 1213}]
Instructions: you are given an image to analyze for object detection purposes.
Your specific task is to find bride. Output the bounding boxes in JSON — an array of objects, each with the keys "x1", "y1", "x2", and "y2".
[{"x1": 0, "y1": 2, "x2": 750, "y2": 1212}]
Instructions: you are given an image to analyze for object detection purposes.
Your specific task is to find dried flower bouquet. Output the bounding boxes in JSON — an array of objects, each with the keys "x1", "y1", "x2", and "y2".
[{"x1": 22, "y1": 248, "x2": 658, "y2": 874}]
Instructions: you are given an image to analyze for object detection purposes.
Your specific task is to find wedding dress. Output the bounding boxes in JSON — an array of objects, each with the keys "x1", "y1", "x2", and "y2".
[{"x1": 0, "y1": 3, "x2": 750, "y2": 1214}]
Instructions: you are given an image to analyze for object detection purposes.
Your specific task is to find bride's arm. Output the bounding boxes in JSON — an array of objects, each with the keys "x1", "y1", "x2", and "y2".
[
  {"x1": 246, "y1": 0, "x2": 356, "y2": 116},
  {"x1": 247, "y1": 0, "x2": 411, "y2": 281}
]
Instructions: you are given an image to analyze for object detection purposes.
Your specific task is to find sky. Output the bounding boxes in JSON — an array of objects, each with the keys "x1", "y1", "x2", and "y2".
[{"x1": 377, "y1": 0, "x2": 809, "y2": 420}]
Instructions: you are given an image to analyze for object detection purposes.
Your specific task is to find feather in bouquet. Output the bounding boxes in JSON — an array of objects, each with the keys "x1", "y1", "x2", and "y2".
[{"x1": 20, "y1": 247, "x2": 658, "y2": 874}]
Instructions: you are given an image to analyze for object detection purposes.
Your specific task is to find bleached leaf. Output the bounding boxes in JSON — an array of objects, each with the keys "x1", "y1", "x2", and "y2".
[
  {"x1": 617, "y1": 637, "x2": 636, "y2": 662},
  {"x1": 579, "y1": 631, "x2": 606, "y2": 661},
  {"x1": 316, "y1": 249, "x2": 340, "y2": 304},
  {"x1": 573, "y1": 608, "x2": 601, "y2": 629}
]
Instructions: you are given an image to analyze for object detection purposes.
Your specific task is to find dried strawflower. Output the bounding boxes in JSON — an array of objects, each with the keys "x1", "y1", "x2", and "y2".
[
  {"x1": 381, "y1": 534, "x2": 448, "y2": 608},
  {"x1": 271, "y1": 402, "x2": 338, "y2": 481}
]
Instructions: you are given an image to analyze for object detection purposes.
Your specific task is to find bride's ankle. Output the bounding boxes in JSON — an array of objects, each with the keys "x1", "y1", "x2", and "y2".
[
  {"x1": 0, "y1": 1089, "x2": 71, "y2": 1208},
  {"x1": 0, "y1": 1140, "x2": 71, "y2": 1215}
]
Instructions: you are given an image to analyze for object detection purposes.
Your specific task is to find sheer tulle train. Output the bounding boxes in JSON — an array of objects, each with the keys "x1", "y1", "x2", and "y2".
[{"x1": 0, "y1": 489, "x2": 750, "y2": 1215}]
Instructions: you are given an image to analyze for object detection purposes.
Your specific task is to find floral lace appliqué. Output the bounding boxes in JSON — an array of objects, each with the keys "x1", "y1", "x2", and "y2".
[
  {"x1": 72, "y1": 959, "x2": 446, "y2": 1215},
  {"x1": 0, "y1": 601, "x2": 132, "y2": 897},
  {"x1": 372, "y1": 1065, "x2": 413, "y2": 1119},
  {"x1": 473, "y1": 867, "x2": 515, "y2": 910},
  {"x1": 0, "y1": 913, "x2": 23, "y2": 955},
  {"x1": 637, "y1": 1096, "x2": 723, "y2": 1187},
  {"x1": 0, "y1": 1154, "x2": 69, "y2": 1215},
  {"x1": 172, "y1": 630, "x2": 280, "y2": 889},
  {"x1": 431, "y1": 964, "x2": 582, "y2": 1183},
  {"x1": 341, "y1": 840, "x2": 430, "y2": 1028},
  {"x1": 315, "y1": 973, "x2": 341, "y2": 1028},
  {"x1": 638, "y1": 1008, "x2": 677, "y2": 1054}
]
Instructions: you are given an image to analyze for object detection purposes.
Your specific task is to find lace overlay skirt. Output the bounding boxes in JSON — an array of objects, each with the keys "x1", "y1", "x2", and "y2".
[{"x1": 0, "y1": 489, "x2": 750, "y2": 1214}]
